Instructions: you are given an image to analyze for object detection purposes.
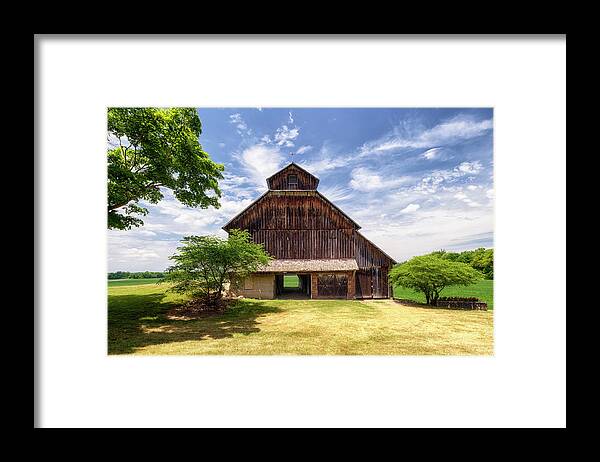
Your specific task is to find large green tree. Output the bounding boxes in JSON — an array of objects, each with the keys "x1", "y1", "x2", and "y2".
[
  {"x1": 389, "y1": 255, "x2": 483, "y2": 305},
  {"x1": 107, "y1": 108, "x2": 224, "y2": 230},
  {"x1": 162, "y1": 229, "x2": 272, "y2": 307}
]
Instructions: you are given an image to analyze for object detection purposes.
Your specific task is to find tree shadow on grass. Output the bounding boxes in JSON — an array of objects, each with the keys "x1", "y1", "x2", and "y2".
[{"x1": 108, "y1": 293, "x2": 282, "y2": 355}]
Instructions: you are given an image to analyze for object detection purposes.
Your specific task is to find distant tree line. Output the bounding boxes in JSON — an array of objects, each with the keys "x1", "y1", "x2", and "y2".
[
  {"x1": 107, "y1": 271, "x2": 164, "y2": 280},
  {"x1": 426, "y1": 247, "x2": 493, "y2": 279}
]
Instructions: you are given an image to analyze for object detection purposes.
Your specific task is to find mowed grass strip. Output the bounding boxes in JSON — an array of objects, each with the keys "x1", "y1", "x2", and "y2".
[
  {"x1": 108, "y1": 278, "x2": 163, "y2": 287},
  {"x1": 108, "y1": 283, "x2": 494, "y2": 356},
  {"x1": 393, "y1": 279, "x2": 494, "y2": 310}
]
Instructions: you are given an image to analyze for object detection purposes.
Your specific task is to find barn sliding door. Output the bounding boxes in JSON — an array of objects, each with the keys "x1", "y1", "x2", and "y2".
[
  {"x1": 356, "y1": 267, "x2": 389, "y2": 298},
  {"x1": 372, "y1": 267, "x2": 389, "y2": 298},
  {"x1": 317, "y1": 273, "x2": 348, "y2": 298},
  {"x1": 356, "y1": 271, "x2": 372, "y2": 298}
]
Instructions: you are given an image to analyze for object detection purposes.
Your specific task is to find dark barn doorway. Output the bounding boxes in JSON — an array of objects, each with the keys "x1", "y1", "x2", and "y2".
[
  {"x1": 275, "y1": 273, "x2": 311, "y2": 299},
  {"x1": 316, "y1": 273, "x2": 348, "y2": 299}
]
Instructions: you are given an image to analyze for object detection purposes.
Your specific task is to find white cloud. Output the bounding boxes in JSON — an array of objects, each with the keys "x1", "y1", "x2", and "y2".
[
  {"x1": 296, "y1": 145, "x2": 313, "y2": 155},
  {"x1": 229, "y1": 113, "x2": 251, "y2": 136},
  {"x1": 220, "y1": 172, "x2": 249, "y2": 188},
  {"x1": 296, "y1": 142, "x2": 351, "y2": 176},
  {"x1": 340, "y1": 163, "x2": 494, "y2": 261},
  {"x1": 237, "y1": 144, "x2": 284, "y2": 189},
  {"x1": 349, "y1": 167, "x2": 412, "y2": 192},
  {"x1": 457, "y1": 161, "x2": 483, "y2": 174},
  {"x1": 229, "y1": 113, "x2": 245, "y2": 129},
  {"x1": 421, "y1": 147, "x2": 442, "y2": 160},
  {"x1": 400, "y1": 203, "x2": 420, "y2": 214},
  {"x1": 319, "y1": 184, "x2": 355, "y2": 203},
  {"x1": 419, "y1": 116, "x2": 492, "y2": 145},
  {"x1": 451, "y1": 188, "x2": 484, "y2": 208},
  {"x1": 418, "y1": 161, "x2": 484, "y2": 193},
  {"x1": 360, "y1": 115, "x2": 492, "y2": 155},
  {"x1": 118, "y1": 247, "x2": 160, "y2": 260},
  {"x1": 274, "y1": 125, "x2": 300, "y2": 147},
  {"x1": 348, "y1": 204, "x2": 493, "y2": 263},
  {"x1": 420, "y1": 147, "x2": 454, "y2": 162},
  {"x1": 298, "y1": 156, "x2": 348, "y2": 176},
  {"x1": 108, "y1": 234, "x2": 178, "y2": 272},
  {"x1": 255, "y1": 113, "x2": 303, "y2": 151}
]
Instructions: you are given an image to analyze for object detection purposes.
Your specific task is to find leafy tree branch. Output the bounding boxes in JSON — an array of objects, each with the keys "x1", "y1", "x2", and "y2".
[{"x1": 107, "y1": 107, "x2": 224, "y2": 230}]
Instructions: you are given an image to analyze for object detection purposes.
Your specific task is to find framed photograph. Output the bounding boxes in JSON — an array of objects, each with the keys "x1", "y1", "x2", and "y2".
[
  {"x1": 35, "y1": 35, "x2": 566, "y2": 428},
  {"x1": 107, "y1": 107, "x2": 494, "y2": 356}
]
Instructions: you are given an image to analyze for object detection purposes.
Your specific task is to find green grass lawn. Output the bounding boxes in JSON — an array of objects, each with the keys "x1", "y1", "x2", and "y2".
[
  {"x1": 283, "y1": 275, "x2": 299, "y2": 288},
  {"x1": 108, "y1": 283, "x2": 493, "y2": 355},
  {"x1": 393, "y1": 279, "x2": 494, "y2": 310},
  {"x1": 108, "y1": 278, "x2": 163, "y2": 287}
]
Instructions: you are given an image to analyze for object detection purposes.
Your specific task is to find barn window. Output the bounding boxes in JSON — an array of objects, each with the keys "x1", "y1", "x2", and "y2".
[
  {"x1": 244, "y1": 278, "x2": 253, "y2": 290},
  {"x1": 288, "y1": 174, "x2": 298, "y2": 189}
]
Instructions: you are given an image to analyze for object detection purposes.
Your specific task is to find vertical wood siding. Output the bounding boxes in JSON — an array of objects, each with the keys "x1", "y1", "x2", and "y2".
[
  {"x1": 225, "y1": 192, "x2": 357, "y2": 233},
  {"x1": 224, "y1": 192, "x2": 394, "y2": 267},
  {"x1": 353, "y1": 233, "x2": 392, "y2": 298},
  {"x1": 355, "y1": 267, "x2": 390, "y2": 298},
  {"x1": 354, "y1": 233, "x2": 393, "y2": 268}
]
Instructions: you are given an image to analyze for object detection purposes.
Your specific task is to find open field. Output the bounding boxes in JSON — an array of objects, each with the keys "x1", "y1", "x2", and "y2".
[
  {"x1": 108, "y1": 278, "x2": 163, "y2": 287},
  {"x1": 393, "y1": 279, "x2": 493, "y2": 310},
  {"x1": 108, "y1": 283, "x2": 494, "y2": 355},
  {"x1": 283, "y1": 274, "x2": 300, "y2": 288}
]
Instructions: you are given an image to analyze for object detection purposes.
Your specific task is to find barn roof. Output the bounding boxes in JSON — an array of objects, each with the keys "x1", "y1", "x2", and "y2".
[
  {"x1": 265, "y1": 162, "x2": 319, "y2": 189},
  {"x1": 221, "y1": 189, "x2": 361, "y2": 231},
  {"x1": 255, "y1": 258, "x2": 359, "y2": 273},
  {"x1": 221, "y1": 190, "x2": 269, "y2": 231},
  {"x1": 355, "y1": 231, "x2": 397, "y2": 265},
  {"x1": 315, "y1": 191, "x2": 361, "y2": 229}
]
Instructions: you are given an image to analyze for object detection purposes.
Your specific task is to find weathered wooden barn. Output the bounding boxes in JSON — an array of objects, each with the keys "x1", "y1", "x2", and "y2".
[{"x1": 223, "y1": 163, "x2": 396, "y2": 299}]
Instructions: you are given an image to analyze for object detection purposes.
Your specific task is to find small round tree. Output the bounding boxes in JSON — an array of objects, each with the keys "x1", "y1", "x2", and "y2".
[
  {"x1": 162, "y1": 229, "x2": 271, "y2": 309},
  {"x1": 389, "y1": 255, "x2": 483, "y2": 305}
]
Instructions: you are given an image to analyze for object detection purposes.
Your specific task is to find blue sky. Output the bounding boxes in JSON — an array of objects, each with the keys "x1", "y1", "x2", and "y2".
[{"x1": 108, "y1": 108, "x2": 493, "y2": 272}]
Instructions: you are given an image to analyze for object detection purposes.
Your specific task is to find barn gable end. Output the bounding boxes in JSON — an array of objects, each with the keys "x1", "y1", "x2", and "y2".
[{"x1": 266, "y1": 163, "x2": 319, "y2": 190}]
